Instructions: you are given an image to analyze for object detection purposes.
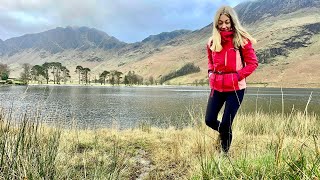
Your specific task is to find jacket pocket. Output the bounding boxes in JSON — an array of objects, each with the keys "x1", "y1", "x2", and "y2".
[{"x1": 223, "y1": 73, "x2": 239, "y2": 90}]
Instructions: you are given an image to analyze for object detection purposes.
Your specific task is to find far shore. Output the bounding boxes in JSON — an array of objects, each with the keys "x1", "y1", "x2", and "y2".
[{"x1": 2, "y1": 81, "x2": 320, "y2": 89}]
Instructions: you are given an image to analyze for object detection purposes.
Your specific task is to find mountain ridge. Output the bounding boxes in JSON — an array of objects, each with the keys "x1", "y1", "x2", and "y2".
[
  {"x1": 1, "y1": 0, "x2": 320, "y2": 87},
  {"x1": 235, "y1": 0, "x2": 320, "y2": 25}
]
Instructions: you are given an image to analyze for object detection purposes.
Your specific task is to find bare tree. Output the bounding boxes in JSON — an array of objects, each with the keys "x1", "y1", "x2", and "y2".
[{"x1": 20, "y1": 63, "x2": 32, "y2": 84}]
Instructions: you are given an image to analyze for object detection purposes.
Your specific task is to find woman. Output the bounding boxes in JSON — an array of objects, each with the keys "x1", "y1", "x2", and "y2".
[{"x1": 205, "y1": 6, "x2": 258, "y2": 153}]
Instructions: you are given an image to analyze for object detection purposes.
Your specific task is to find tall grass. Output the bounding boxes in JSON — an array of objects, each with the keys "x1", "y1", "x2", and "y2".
[
  {"x1": 194, "y1": 110, "x2": 320, "y2": 179},
  {"x1": 0, "y1": 109, "x2": 60, "y2": 179},
  {"x1": 0, "y1": 101, "x2": 319, "y2": 179},
  {"x1": 0, "y1": 108, "x2": 131, "y2": 179}
]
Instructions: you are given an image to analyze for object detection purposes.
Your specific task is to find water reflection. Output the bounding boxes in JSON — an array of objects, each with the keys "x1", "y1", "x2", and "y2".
[{"x1": 0, "y1": 85, "x2": 319, "y2": 129}]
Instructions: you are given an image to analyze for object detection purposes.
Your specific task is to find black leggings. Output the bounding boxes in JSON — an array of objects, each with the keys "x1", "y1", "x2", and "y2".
[{"x1": 205, "y1": 89, "x2": 245, "y2": 152}]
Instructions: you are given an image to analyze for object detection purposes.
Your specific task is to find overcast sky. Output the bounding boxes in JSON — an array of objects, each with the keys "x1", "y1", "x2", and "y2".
[{"x1": 0, "y1": 0, "x2": 248, "y2": 43}]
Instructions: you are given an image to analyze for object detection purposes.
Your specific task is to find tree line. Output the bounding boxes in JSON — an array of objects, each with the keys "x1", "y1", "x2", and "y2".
[
  {"x1": 1, "y1": 62, "x2": 203, "y2": 86},
  {"x1": 19, "y1": 62, "x2": 71, "y2": 84},
  {"x1": 19, "y1": 62, "x2": 152, "y2": 86}
]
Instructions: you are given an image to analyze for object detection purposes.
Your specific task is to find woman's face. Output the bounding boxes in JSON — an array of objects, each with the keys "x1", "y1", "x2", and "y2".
[{"x1": 218, "y1": 14, "x2": 232, "y2": 32}]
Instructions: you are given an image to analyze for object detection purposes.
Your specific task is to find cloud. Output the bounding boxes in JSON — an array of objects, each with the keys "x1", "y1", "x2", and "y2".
[{"x1": 0, "y1": 0, "x2": 248, "y2": 42}]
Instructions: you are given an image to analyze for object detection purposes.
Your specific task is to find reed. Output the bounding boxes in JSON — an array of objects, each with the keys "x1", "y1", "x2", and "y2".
[
  {"x1": 0, "y1": 107, "x2": 131, "y2": 179},
  {"x1": 0, "y1": 109, "x2": 60, "y2": 179}
]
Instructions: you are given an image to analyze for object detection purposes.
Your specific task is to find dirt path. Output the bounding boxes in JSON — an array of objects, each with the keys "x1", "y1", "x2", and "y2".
[{"x1": 133, "y1": 149, "x2": 153, "y2": 180}]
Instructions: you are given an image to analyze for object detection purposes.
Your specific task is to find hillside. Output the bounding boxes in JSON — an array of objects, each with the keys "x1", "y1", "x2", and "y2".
[
  {"x1": 120, "y1": 0, "x2": 320, "y2": 87},
  {"x1": 0, "y1": 0, "x2": 320, "y2": 87},
  {"x1": 126, "y1": 0, "x2": 320, "y2": 87},
  {"x1": 236, "y1": 0, "x2": 320, "y2": 25}
]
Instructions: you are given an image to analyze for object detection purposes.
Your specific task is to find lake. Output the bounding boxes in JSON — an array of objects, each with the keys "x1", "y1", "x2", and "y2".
[{"x1": 0, "y1": 85, "x2": 319, "y2": 129}]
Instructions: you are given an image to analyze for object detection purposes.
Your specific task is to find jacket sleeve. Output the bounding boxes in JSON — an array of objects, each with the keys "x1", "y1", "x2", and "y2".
[
  {"x1": 207, "y1": 44, "x2": 214, "y2": 73},
  {"x1": 237, "y1": 41, "x2": 258, "y2": 80}
]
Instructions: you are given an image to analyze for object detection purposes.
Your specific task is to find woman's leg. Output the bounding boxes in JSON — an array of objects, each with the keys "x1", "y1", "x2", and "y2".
[
  {"x1": 205, "y1": 90, "x2": 227, "y2": 131},
  {"x1": 219, "y1": 89, "x2": 245, "y2": 153}
]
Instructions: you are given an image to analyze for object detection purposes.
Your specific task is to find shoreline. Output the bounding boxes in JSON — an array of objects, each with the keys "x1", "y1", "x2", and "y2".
[{"x1": 2, "y1": 82, "x2": 320, "y2": 89}]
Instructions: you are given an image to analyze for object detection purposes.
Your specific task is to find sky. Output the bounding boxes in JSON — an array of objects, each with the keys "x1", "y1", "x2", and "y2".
[{"x1": 0, "y1": 0, "x2": 248, "y2": 43}]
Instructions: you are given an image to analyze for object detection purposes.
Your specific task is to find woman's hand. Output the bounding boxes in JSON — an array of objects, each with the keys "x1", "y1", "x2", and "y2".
[{"x1": 208, "y1": 72, "x2": 213, "y2": 78}]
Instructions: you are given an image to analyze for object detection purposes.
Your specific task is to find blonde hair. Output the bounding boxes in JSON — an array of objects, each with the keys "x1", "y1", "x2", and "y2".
[{"x1": 209, "y1": 6, "x2": 256, "y2": 52}]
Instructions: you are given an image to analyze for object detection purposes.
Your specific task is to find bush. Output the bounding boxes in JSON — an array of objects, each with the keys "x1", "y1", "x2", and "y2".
[{"x1": 1, "y1": 72, "x2": 9, "y2": 80}]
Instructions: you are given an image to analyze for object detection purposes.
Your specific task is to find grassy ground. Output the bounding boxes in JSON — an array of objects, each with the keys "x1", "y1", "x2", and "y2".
[{"x1": 0, "y1": 107, "x2": 319, "y2": 179}]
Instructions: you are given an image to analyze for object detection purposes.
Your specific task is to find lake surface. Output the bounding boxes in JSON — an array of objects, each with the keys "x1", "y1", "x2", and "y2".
[{"x1": 0, "y1": 85, "x2": 319, "y2": 129}]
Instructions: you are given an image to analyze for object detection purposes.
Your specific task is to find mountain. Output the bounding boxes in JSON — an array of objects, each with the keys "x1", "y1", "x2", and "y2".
[
  {"x1": 125, "y1": 0, "x2": 320, "y2": 87},
  {"x1": 0, "y1": 0, "x2": 320, "y2": 87},
  {"x1": 115, "y1": 29, "x2": 191, "y2": 63},
  {"x1": 234, "y1": 0, "x2": 320, "y2": 87},
  {"x1": 236, "y1": 0, "x2": 320, "y2": 25},
  {"x1": 0, "y1": 39, "x2": 7, "y2": 56},
  {"x1": 3, "y1": 26, "x2": 126, "y2": 55},
  {"x1": 142, "y1": 30, "x2": 191, "y2": 46},
  {"x1": 0, "y1": 26, "x2": 190, "y2": 73}
]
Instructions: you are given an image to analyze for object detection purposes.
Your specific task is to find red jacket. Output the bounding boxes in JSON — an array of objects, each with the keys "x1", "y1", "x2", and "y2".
[{"x1": 207, "y1": 31, "x2": 258, "y2": 92}]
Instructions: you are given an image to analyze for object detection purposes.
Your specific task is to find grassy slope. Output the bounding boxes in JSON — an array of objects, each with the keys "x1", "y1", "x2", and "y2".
[{"x1": 248, "y1": 8, "x2": 320, "y2": 87}]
